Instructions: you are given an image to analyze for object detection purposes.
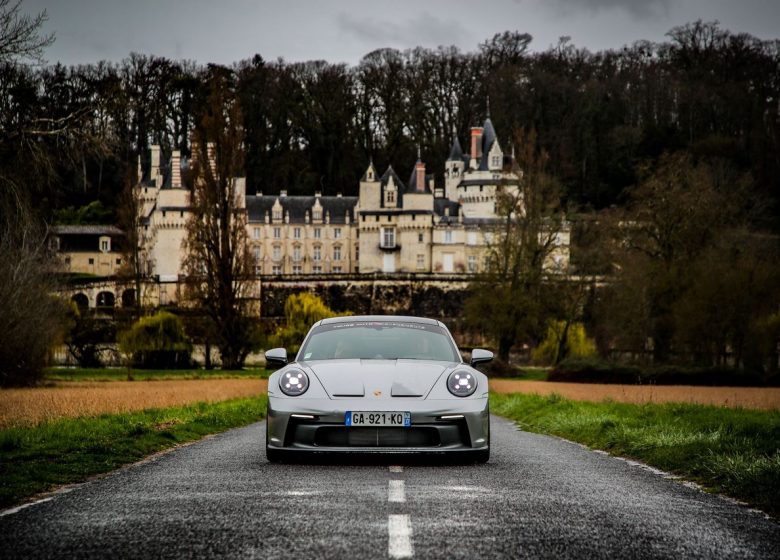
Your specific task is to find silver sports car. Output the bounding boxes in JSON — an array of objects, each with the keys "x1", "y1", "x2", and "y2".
[{"x1": 265, "y1": 315, "x2": 492, "y2": 462}]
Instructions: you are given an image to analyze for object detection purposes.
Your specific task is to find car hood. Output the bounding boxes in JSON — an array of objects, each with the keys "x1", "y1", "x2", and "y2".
[{"x1": 300, "y1": 359, "x2": 456, "y2": 399}]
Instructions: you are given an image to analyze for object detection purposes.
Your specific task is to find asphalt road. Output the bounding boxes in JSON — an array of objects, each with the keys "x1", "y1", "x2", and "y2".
[{"x1": 2, "y1": 416, "x2": 779, "y2": 559}]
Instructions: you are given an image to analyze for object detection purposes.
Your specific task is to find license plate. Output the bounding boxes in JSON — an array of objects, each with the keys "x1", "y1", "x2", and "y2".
[{"x1": 345, "y1": 411, "x2": 411, "y2": 427}]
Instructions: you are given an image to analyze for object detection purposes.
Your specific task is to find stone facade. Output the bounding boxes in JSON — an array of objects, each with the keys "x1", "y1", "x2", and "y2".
[
  {"x1": 56, "y1": 114, "x2": 570, "y2": 307},
  {"x1": 51, "y1": 225, "x2": 125, "y2": 277}
]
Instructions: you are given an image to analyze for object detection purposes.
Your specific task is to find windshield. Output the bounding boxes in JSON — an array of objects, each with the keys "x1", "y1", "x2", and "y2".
[{"x1": 298, "y1": 321, "x2": 460, "y2": 362}]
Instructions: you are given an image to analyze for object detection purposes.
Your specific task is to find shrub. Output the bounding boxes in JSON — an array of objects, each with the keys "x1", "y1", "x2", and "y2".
[
  {"x1": 64, "y1": 303, "x2": 116, "y2": 367},
  {"x1": 549, "y1": 357, "x2": 777, "y2": 386},
  {"x1": 273, "y1": 293, "x2": 345, "y2": 352},
  {"x1": 118, "y1": 312, "x2": 192, "y2": 369},
  {"x1": 532, "y1": 321, "x2": 597, "y2": 365}
]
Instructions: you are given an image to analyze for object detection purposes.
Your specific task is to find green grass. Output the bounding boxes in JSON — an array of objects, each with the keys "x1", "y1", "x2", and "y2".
[
  {"x1": 0, "y1": 396, "x2": 267, "y2": 508},
  {"x1": 45, "y1": 367, "x2": 271, "y2": 381},
  {"x1": 492, "y1": 393, "x2": 780, "y2": 516}
]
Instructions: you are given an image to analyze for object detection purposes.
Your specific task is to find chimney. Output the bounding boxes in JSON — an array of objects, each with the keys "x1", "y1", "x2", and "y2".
[
  {"x1": 150, "y1": 145, "x2": 161, "y2": 178},
  {"x1": 470, "y1": 127, "x2": 483, "y2": 168},
  {"x1": 415, "y1": 160, "x2": 425, "y2": 192},
  {"x1": 171, "y1": 150, "x2": 181, "y2": 187}
]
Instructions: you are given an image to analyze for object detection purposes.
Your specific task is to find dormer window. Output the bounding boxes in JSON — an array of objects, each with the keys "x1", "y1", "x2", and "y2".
[
  {"x1": 313, "y1": 208, "x2": 322, "y2": 221},
  {"x1": 387, "y1": 190, "x2": 395, "y2": 203},
  {"x1": 273, "y1": 208, "x2": 282, "y2": 221}
]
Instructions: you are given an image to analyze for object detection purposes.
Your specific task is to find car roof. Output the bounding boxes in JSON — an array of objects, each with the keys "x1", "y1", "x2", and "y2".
[{"x1": 319, "y1": 315, "x2": 441, "y2": 326}]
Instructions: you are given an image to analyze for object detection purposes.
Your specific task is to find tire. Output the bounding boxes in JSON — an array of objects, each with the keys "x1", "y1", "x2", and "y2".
[
  {"x1": 473, "y1": 448, "x2": 490, "y2": 463},
  {"x1": 266, "y1": 446, "x2": 284, "y2": 463}
]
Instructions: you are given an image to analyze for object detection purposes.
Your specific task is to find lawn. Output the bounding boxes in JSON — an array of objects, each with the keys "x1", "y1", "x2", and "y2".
[
  {"x1": 0, "y1": 396, "x2": 267, "y2": 509},
  {"x1": 45, "y1": 366, "x2": 271, "y2": 381},
  {"x1": 492, "y1": 392, "x2": 780, "y2": 516}
]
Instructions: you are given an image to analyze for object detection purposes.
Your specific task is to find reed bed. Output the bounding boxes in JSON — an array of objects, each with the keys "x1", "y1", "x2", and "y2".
[
  {"x1": 0, "y1": 379, "x2": 268, "y2": 428},
  {"x1": 490, "y1": 380, "x2": 780, "y2": 410}
]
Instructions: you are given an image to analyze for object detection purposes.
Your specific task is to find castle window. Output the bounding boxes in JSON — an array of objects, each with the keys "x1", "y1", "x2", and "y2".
[
  {"x1": 387, "y1": 190, "x2": 395, "y2": 203},
  {"x1": 253, "y1": 227, "x2": 261, "y2": 239},
  {"x1": 468, "y1": 255, "x2": 477, "y2": 272},
  {"x1": 333, "y1": 245, "x2": 342, "y2": 261},
  {"x1": 313, "y1": 246, "x2": 321, "y2": 261},
  {"x1": 467, "y1": 231, "x2": 477, "y2": 246},
  {"x1": 272, "y1": 246, "x2": 281, "y2": 260},
  {"x1": 416, "y1": 254, "x2": 425, "y2": 270},
  {"x1": 292, "y1": 264, "x2": 302, "y2": 275},
  {"x1": 273, "y1": 227, "x2": 281, "y2": 239},
  {"x1": 254, "y1": 247, "x2": 261, "y2": 262},
  {"x1": 313, "y1": 209, "x2": 322, "y2": 221},
  {"x1": 313, "y1": 265, "x2": 322, "y2": 273},
  {"x1": 314, "y1": 228, "x2": 321, "y2": 239},
  {"x1": 381, "y1": 228, "x2": 396, "y2": 249},
  {"x1": 273, "y1": 208, "x2": 282, "y2": 221},
  {"x1": 418, "y1": 233, "x2": 424, "y2": 243},
  {"x1": 293, "y1": 246, "x2": 302, "y2": 262},
  {"x1": 89, "y1": 258, "x2": 94, "y2": 265},
  {"x1": 333, "y1": 266, "x2": 342, "y2": 273},
  {"x1": 272, "y1": 264, "x2": 281, "y2": 275},
  {"x1": 334, "y1": 228, "x2": 342, "y2": 239},
  {"x1": 444, "y1": 230, "x2": 453, "y2": 244},
  {"x1": 293, "y1": 227, "x2": 301, "y2": 239}
]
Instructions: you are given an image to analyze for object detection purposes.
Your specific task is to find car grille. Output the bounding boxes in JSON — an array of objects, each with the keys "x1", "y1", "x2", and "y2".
[{"x1": 313, "y1": 427, "x2": 441, "y2": 447}]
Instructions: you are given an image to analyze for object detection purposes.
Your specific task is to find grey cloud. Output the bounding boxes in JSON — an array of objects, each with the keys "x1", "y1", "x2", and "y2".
[
  {"x1": 337, "y1": 11, "x2": 472, "y2": 51},
  {"x1": 524, "y1": 0, "x2": 675, "y2": 19}
]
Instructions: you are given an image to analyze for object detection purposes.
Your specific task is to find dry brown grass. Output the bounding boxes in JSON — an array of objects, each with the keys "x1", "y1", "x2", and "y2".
[
  {"x1": 0, "y1": 379, "x2": 268, "y2": 428},
  {"x1": 4, "y1": 377, "x2": 777, "y2": 428},
  {"x1": 490, "y1": 380, "x2": 780, "y2": 410}
]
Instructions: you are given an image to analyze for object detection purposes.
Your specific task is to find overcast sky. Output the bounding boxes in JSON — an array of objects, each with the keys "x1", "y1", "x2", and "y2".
[{"x1": 24, "y1": 0, "x2": 780, "y2": 67}]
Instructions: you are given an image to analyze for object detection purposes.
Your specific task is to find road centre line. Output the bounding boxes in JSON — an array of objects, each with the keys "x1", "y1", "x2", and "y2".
[
  {"x1": 388, "y1": 480, "x2": 405, "y2": 503},
  {"x1": 389, "y1": 465, "x2": 403, "y2": 473},
  {"x1": 388, "y1": 514, "x2": 413, "y2": 558}
]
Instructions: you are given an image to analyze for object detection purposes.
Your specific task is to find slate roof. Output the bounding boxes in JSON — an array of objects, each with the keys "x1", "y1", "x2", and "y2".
[
  {"x1": 479, "y1": 117, "x2": 499, "y2": 171},
  {"x1": 406, "y1": 165, "x2": 434, "y2": 194},
  {"x1": 245, "y1": 195, "x2": 358, "y2": 224},
  {"x1": 52, "y1": 225, "x2": 125, "y2": 236},
  {"x1": 434, "y1": 199, "x2": 461, "y2": 224},
  {"x1": 360, "y1": 161, "x2": 378, "y2": 182},
  {"x1": 447, "y1": 137, "x2": 463, "y2": 161}
]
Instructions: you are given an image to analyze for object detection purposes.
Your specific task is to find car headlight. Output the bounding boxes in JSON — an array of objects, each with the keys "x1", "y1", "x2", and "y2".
[
  {"x1": 447, "y1": 370, "x2": 477, "y2": 397},
  {"x1": 279, "y1": 369, "x2": 309, "y2": 396}
]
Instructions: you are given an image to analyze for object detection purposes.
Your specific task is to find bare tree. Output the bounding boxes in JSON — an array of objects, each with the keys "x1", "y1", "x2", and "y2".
[
  {"x1": 465, "y1": 129, "x2": 567, "y2": 362},
  {"x1": 183, "y1": 67, "x2": 258, "y2": 369},
  {"x1": 0, "y1": 0, "x2": 53, "y2": 64},
  {"x1": 117, "y1": 166, "x2": 147, "y2": 318}
]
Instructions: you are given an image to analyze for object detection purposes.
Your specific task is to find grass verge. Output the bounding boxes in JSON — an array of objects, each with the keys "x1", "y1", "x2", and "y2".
[
  {"x1": 491, "y1": 392, "x2": 780, "y2": 516},
  {"x1": 45, "y1": 367, "x2": 270, "y2": 381},
  {"x1": 0, "y1": 395, "x2": 267, "y2": 509}
]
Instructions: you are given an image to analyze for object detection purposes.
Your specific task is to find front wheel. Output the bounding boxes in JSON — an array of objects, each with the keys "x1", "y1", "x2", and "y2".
[
  {"x1": 266, "y1": 446, "x2": 284, "y2": 463},
  {"x1": 472, "y1": 448, "x2": 490, "y2": 463}
]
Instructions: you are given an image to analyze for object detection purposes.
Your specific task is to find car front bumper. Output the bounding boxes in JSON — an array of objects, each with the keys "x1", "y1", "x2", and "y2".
[{"x1": 266, "y1": 396, "x2": 489, "y2": 455}]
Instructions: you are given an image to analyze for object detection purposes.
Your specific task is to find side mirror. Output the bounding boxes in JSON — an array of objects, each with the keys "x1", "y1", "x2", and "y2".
[
  {"x1": 265, "y1": 347, "x2": 288, "y2": 368},
  {"x1": 470, "y1": 348, "x2": 494, "y2": 367}
]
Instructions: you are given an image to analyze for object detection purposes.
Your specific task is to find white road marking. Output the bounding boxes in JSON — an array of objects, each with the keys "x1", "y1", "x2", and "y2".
[
  {"x1": 389, "y1": 465, "x2": 403, "y2": 473},
  {"x1": 388, "y1": 514, "x2": 413, "y2": 558},
  {"x1": 0, "y1": 497, "x2": 53, "y2": 517},
  {"x1": 388, "y1": 480, "x2": 405, "y2": 503}
]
